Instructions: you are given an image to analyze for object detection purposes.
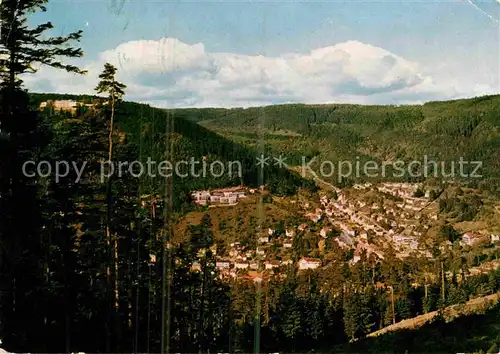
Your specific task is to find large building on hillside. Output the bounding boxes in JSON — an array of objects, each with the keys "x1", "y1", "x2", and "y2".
[{"x1": 39, "y1": 100, "x2": 96, "y2": 114}]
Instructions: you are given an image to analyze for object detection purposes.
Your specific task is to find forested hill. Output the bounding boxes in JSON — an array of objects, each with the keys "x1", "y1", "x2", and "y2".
[
  {"x1": 32, "y1": 93, "x2": 315, "y2": 211},
  {"x1": 164, "y1": 94, "x2": 500, "y2": 192},
  {"x1": 31, "y1": 92, "x2": 500, "y2": 192}
]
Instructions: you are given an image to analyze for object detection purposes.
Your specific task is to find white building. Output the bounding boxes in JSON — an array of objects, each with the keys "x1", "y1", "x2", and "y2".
[
  {"x1": 216, "y1": 261, "x2": 230, "y2": 269},
  {"x1": 265, "y1": 260, "x2": 281, "y2": 270},
  {"x1": 461, "y1": 232, "x2": 482, "y2": 246},
  {"x1": 259, "y1": 235, "x2": 270, "y2": 243},
  {"x1": 298, "y1": 257, "x2": 322, "y2": 270},
  {"x1": 235, "y1": 262, "x2": 249, "y2": 269}
]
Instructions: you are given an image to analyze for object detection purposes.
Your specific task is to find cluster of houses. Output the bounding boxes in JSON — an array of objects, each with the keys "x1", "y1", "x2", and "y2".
[
  {"x1": 377, "y1": 182, "x2": 426, "y2": 199},
  {"x1": 191, "y1": 186, "x2": 248, "y2": 206},
  {"x1": 185, "y1": 181, "x2": 500, "y2": 281},
  {"x1": 209, "y1": 229, "x2": 294, "y2": 279},
  {"x1": 313, "y1": 184, "x2": 436, "y2": 258},
  {"x1": 189, "y1": 222, "x2": 327, "y2": 280}
]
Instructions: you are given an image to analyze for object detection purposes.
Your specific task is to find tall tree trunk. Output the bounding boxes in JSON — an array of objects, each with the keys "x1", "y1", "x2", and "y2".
[
  {"x1": 105, "y1": 92, "x2": 116, "y2": 350},
  {"x1": 254, "y1": 280, "x2": 261, "y2": 354},
  {"x1": 110, "y1": 94, "x2": 119, "y2": 312},
  {"x1": 228, "y1": 294, "x2": 233, "y2": 353},
  {"x1": 390, "y1": 286, "x2": 395, "y2": 325},
  {"x1": 198, "y1": 259, "x2": 207, "y2": 353},
  {"x1": 441, "y1": 261, "x2": 445, "y2": 303}
]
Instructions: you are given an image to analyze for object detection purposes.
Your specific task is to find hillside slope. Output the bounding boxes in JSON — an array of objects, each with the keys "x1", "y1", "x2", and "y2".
[
  {"x1": 336, "y1": 293, "x2": 500, "y2": 353},
  {"x1": 32, "y1": 93, "x2": 316, "y2": 211}
]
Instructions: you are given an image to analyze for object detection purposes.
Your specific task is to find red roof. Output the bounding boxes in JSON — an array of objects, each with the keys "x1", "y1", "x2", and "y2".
[{"x1": 213, "y1": 185, "x2": 246, "y2": 193}]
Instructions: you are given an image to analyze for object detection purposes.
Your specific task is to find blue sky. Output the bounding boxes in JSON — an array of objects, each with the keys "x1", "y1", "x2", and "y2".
[{"x1": 24, "y1": 0, "x2": 500, "y2": 108}]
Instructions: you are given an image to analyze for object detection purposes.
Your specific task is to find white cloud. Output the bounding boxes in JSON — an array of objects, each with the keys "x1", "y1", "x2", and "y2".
[{"x1": 22, "y1": 37, "x2": 496, "y2": 108}]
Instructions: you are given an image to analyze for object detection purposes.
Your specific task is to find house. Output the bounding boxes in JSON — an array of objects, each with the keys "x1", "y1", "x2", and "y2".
[
  {"x1": 298, "y1": 223, "x2": 308, "y2": 231},
  {"x1": 286, "y1": 229, "x2": 295, "y2": 238},
  {"x1": 344, "y1": 228, "x2": 356, "y2": 237},
  {"x1": 325, "y1": 208, "x2": 333, "y2": 216},
  {"x1": 339, "y1": 233, "x2": 354, "y2": 246},
  {"x1": 191, "y1": 261, "x2": 201, "y2": 272},
  {"x1": 256, "y1": 248, "x2": 265, "y2": 255},
  {"x1": 229, "y1": 249, "x2": 238, "y2": 257},
  {"x1": 335, "y1": 238, "x2": 349, "y2": 249},
  {"x1": 259, "y1": 235, "x2": 269, "y2": 243},
  {"x1": 298, "y1": 257, "x2": 322, "y2": 270},
  {"x1": 265, "y1": 260, "x2": 281, "y2": 270},
  {"x1": 461, "y1": 232, "x2": 482, "y2": 246},
  {"x1": 306, "y1": 212, "x2": 321, "y2": 223},
  {"x1": 283, "y1": 242, "x2": 292, "y2": 248},
  {"x1": 216, "y1": 261, "x2": 230, "y2": 269},
  {"x1": 320, "y1": 227, "x2": 333, "y2": 238},
  {"x1": 491, "y1": 234, "x2": 500, "y2": 243},
  {"x1": 268, "y1": 228, "x2": 275, "y2": 236},
  {"x1": 191, "y1": 190, "x2": 211, "y2": 205},
  {"x1": 149, "y1": 254, "x2": 156, "y2": 265},
  {"x1": 392, "y1": 235, "x2": 417, "y2": 247},
  {"x1": 250, "y1": 262, "x2": 259, "y2": 270},
  {"x1": 357, "y1": 201, "x2": 367, "y2": 208},
  {"x1": 350, "y1": 254, "x2": 361, "y2": 264},
  {"x1": 235, "y1": 262, "x2": 249, "y2": 269}
]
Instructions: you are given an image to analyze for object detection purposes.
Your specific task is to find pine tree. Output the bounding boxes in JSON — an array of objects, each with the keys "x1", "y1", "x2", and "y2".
[
  {"x1": 0, "y1": 1, "x2": 85, "y2": 349},
  {"x1": 94, "y1": 63, "x2": 126, "y2": 164},
  {"x1": 94, "y1": 62, "x2": 126, "y2": 321}
]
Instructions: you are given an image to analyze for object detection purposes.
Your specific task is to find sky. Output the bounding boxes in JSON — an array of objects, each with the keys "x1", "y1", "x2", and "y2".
[{"x1": 22, "y1": 0, "x2": 500, "y2": 108}]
